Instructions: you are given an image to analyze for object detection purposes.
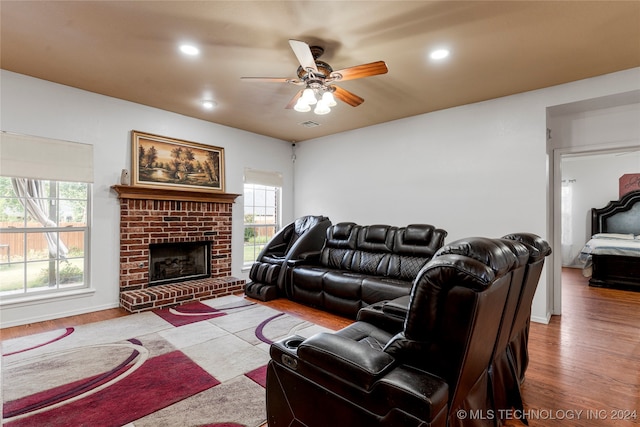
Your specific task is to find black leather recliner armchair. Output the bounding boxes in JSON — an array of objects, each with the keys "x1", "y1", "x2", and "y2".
[
  {"x1": 266, "y1": 236, "x2": 532, "y2": 427},
  {"x1": 244, "y1": 215, "x2": 331, "y2": 301},
  {"x1": 354, "y1": 233, "x2": 552, "y2": 426}
]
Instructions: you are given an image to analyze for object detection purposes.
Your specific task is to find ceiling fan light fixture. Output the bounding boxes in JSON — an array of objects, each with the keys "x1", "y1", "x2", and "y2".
[
  {"x1": 302, "y1": 88, "x2": 318, "y2": 105},
  {"x1": 243, "y1": 40, "x2": 384, "y2": 113},
  {"x1": 314, "y1": 99, "x2": 331, "y2": 115},
  {"x1": 294, "y1": 98, "x2": 311, "y2": 112},
  {"x1": 322, "y1": 91, "x2": 337, "y2": 107}
]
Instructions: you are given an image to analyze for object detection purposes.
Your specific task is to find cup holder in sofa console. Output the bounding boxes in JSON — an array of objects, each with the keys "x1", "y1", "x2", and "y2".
[{"x1": 284, "y1": 337, "x2": 304, "y2": 349}]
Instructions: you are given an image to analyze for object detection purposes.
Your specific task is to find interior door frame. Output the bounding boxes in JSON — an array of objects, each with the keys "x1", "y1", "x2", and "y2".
[{"x1": 550, "y1": 142, "x2": 640, "y2": 315}]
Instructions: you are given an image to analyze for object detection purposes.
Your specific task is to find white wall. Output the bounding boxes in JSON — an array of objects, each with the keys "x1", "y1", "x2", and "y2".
[
  {"x1": 0, "y1": 70, "x2": 293, "y2": 327},
  {"x1": 295, "y1": 99, "x2": 547, "y2": 238},
  {"x1": 294, "y1": 68, "x2": 640, "y2": 324},
  {"x1": 548, "y1": 94, "x2": 640, "y2": 152}
]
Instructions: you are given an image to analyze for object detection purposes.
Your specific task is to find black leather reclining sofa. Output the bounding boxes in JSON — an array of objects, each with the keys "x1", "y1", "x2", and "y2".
[
  {"x1": 286, "y1": 222, "x2": 448, "y2": 318},
  {"x1": 266, "y1": 233, "x2": 552, "y2": 427}
]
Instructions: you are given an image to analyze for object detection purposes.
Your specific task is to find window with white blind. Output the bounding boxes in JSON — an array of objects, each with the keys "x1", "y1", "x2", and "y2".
[{"x1": 0, "y1": 132, "x2": 93, "y2": 298}]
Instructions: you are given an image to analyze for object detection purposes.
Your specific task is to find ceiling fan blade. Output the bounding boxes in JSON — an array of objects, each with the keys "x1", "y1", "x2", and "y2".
[
  {"x1": 333, "y1": 86, "x2": 364, "y2": 107},
  {"x1": 289, "y1": 39, "x2": 318, "y2": 73},
  {"x1": 285, "y1": 90, "x2": 304, "y2": 109},
  {"x1": 330, "y1": 61, "x2": 388, "y2": 81},
  {"x1": 241, "y1": 77, "x2": 295, "y2": 83}
]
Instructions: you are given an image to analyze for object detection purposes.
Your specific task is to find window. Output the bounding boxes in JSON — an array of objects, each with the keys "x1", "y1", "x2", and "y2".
[
  {"x1": 0, "y1": 177, "x2": 91, "y2": 297},
  {"x1": 243, "y1": 183, "x2": 280, "y2": 266},
  {"x1": 560, "y1": 179, "x2": 574, "y2": 266}
]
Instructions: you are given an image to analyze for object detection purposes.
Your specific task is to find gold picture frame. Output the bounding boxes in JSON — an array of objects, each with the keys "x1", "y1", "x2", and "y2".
[{"x1": 131, "y1": 131, "x2": 225, "y2": 192}]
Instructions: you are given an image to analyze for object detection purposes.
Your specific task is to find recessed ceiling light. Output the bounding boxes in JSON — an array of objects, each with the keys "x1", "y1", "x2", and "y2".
[
  {"x1": 430, "y1": 49, "x2": 450, "y2": 60},
  {"x1": 180, "y1": 44, "x2": 200, "y2": 56},
  {"x1": 202, "y1": 100, "x2": 216, "y2": 109}
]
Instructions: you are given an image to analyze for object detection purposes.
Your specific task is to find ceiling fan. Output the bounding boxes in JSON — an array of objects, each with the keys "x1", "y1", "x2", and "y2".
[{"x1": 241, "y1": 39, "x2": 388, "y2": 115}]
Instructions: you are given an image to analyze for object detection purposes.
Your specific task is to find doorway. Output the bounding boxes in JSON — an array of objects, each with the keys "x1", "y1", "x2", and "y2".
[
  {"x1": 552, "y1": 146, "x2": 640, "y2": 314},
  {"x1": 546, "y1": 90, "x2": 640, "y2": 317}
]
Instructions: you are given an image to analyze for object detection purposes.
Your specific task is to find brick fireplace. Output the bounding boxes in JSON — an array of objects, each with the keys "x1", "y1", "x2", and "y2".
[{"x1": 113, "y1": 185, "x2": 244, "y2": 313}]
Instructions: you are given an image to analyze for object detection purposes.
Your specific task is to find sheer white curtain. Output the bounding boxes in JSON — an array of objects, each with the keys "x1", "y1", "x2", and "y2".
[
  {"x1": 560, "y1": 180, "x2": 574, "y2": 266},
  {"x1": 11, "y1": 178, "x2": 69, "y2": 258}
]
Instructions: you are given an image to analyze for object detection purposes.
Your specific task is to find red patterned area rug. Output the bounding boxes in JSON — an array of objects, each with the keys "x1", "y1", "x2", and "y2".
[{"x1": 1, "y1": 295, "x2": 330, "y2": 427}]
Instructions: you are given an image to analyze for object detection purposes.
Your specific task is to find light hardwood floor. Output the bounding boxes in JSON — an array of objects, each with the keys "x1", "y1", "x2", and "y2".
[
  {"x1": 516, "y1": 268, "x2": 640, "y2": 426},
  {"x1": 2, "y1": 268, "x2": 639, "y2": 426}
]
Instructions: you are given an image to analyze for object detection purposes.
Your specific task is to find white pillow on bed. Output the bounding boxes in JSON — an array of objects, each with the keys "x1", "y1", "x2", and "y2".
[{"x1": 592, "y1": 233, "x2": 635, "y2": 240}]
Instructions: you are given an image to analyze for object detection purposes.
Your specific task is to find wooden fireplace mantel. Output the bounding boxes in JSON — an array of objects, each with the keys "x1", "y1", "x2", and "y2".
[{"x1": 112, "y1": 185, "x2": 240, "y2": 203}]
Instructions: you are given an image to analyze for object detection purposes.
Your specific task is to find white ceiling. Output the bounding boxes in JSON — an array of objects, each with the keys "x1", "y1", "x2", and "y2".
[{"x1": 2, "y1": 1, "x2": 639, "y2": 142}]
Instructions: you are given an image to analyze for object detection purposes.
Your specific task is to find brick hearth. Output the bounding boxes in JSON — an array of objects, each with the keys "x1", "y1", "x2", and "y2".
[
  {"x1": 120, "y1": 276, "x2": 244, "y2": 313},
  {"x1": 113, "y1": 186, "x2": 244, "y2": 313}
]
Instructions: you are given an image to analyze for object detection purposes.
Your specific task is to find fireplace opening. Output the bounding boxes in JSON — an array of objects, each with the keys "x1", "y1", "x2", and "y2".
[{"x1": 149, "y1": 241, "x2": 211, "y2": 286}]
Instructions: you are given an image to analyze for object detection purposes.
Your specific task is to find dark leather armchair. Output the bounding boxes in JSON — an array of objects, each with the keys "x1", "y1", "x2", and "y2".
[
  {"x1": 354, "y1": 233, "x2": 552, "y2": 426},
  {"x1": 266, "y1": 237, "x2": 529, "y2": 427},
  {"x1": 244, "y1": 215, "x2": 331, "y2": 301}
]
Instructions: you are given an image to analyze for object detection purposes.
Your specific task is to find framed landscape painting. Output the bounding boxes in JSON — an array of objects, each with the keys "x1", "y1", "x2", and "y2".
[{"x1": 131, "y1": 131, "x2": 225, "y2": 192}]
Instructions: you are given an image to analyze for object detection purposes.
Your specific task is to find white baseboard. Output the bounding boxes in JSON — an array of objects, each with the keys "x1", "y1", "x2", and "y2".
[
  {"x1": 1, "y1": 289, "x2": 120, "y2": 328},
  {"x1": 531, "y1": 311, "x2": 552, "y2": 324}
]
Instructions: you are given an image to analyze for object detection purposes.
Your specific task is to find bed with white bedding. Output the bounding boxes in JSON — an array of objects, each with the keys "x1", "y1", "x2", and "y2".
[{"x1": 581, "y1": 190, "x2": 640, "y2": 291}]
